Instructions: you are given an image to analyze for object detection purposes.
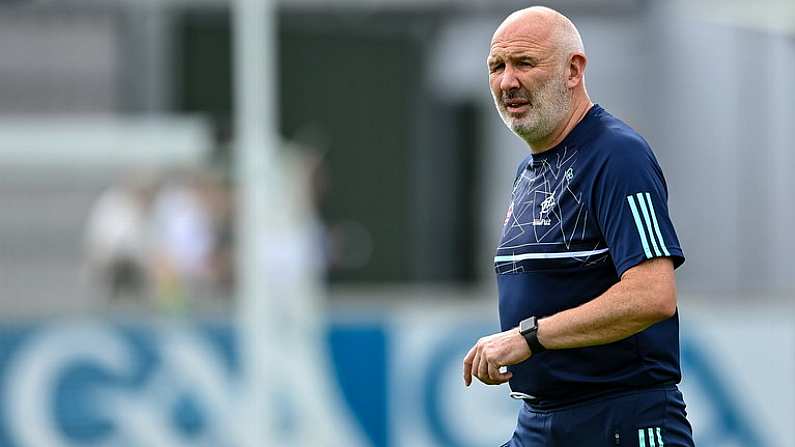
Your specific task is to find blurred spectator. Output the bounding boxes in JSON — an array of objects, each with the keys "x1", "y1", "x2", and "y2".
[
  {"x1": 83, "y1": 172, "x2": 157, "y2": 302},
  {"x1": 202, "y1": 171, "x2": 236, "y2": 294},
  {"x1": 148, "y1": 170, "x2": 224, "y2": 312},
  {"x1": 84, "y1": 168, "x2": 235, "y2": 313}
]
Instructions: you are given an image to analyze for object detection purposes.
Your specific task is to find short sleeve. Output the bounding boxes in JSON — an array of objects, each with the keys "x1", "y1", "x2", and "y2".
[{"x1": 592, "y1": 138, "x2": 685, "y2": 277}]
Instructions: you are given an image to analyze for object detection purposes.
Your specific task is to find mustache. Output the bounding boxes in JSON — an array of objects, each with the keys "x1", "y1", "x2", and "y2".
[{"x1": 501, "y1": 90, "x2": 532, "y2": 103}]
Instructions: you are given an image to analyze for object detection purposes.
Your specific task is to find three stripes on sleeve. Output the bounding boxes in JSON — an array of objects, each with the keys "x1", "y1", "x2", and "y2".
[{"x1": 627, "y1": 192, "x2": 670, "y2": 259}]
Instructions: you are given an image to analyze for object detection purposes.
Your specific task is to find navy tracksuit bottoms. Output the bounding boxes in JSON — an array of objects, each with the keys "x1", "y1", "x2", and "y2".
[{"x1": 501, "y1": 386, "x2": 695, "y2": 446}]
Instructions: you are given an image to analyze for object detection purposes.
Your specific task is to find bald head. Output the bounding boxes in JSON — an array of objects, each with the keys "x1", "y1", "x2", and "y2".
[{"x1": 492, "y1": 6, "x2": 584, "y2": 64}]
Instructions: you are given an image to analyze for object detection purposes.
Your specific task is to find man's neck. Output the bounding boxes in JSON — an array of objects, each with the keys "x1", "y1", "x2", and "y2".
[{"x1": 528, "y1": 96, "x2": 594, "y2": 154}]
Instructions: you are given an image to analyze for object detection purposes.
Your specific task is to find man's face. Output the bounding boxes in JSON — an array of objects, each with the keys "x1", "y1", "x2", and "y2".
[{"x1": 487, "y1": 26, "x2": 571, "y2": 143}]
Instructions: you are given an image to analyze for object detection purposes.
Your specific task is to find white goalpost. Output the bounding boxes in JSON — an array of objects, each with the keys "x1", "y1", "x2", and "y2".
[{"x1": 232, "y1": 1, "x2": 364, "y2": 445}]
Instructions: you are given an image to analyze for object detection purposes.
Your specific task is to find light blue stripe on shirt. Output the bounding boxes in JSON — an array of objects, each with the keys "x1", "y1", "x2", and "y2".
[
  {"x1": 645, "y1": 192, "x2": 671, "y2": 256},
  {"x1": 627, "y1": 195, "x2": 653, "y2": 258},
  {"x1": 494, "y1": 248, "x2": 609, "y2": 263}
]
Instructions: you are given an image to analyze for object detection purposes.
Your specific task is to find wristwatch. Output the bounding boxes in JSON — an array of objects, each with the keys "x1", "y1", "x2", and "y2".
[{"x1": 519, "y1": 316, "x2": 547, "y2": 354}]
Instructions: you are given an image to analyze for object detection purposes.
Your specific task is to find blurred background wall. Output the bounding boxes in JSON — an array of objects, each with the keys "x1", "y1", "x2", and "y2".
[{"x1": 0, "y1": 0, "x2": 792, "y2": 446}]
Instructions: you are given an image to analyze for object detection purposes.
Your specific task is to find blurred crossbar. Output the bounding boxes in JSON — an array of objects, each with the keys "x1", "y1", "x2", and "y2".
[{"x1": 0, "y1": 116, "x2": 211, "y2": 167}]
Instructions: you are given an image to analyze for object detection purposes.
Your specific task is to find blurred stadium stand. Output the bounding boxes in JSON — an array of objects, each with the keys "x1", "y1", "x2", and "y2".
[
  {"x1": 1, "y1": 0, "x2": 792, "y2": 299},
  {"x1": 0, "y1": 116, "x2": 212, "y2": 314}
]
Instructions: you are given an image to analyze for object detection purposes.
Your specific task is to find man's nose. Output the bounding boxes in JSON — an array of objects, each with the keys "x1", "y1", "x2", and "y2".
[{"x1": 499, "y1": 65, "x2": 521, "y2": 91}]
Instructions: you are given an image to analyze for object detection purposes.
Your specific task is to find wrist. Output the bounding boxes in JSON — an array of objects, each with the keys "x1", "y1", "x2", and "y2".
[{"x1": 519, "y1": 316, "x2": 547, "y2": 354}]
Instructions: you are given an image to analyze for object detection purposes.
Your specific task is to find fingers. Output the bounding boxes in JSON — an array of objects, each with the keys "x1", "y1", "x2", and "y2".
[
  {"x1": 489, "y1": 363, "x2": 513, "y2": 384},
  {"x1": 466, "y1": 346, "x2": 514, "y2": 386},
  {"x1": 477, "y1": 348, "x2": 489, "y2": 383},
  {"x1": 486, "y1": 361, "x2": 500, "y2": 384},
  {"x1": 464, "y1": 333, "x2": 518, "y2": 387},
  {"x1": 479, "y1": 350, "x2": 511, "y2": 385},
  {"x1": 463, "y1": 345, "x2": 476, "y2": 386},
  {"x1": 471, "y1": 349, "x2": 482, "y2": 385}
]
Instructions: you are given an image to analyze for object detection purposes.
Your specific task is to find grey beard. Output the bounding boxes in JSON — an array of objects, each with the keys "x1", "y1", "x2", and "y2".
[
  {"x1": 497, "y1": 77, "x2": 571, "y2": 146},
  {"x1": 511, "y1": 110, "x2": 558, "y2": 143}
]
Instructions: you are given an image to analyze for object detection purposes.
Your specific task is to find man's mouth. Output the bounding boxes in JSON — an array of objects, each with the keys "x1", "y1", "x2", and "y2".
[{"x1": 504, "y1": 98, "x2": 530, "y2": 113}]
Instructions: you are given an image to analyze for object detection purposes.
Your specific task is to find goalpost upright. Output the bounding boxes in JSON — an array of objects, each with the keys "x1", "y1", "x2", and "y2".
[{"x1": 232, "y1": 0, "x2": 279, "y2": 444}]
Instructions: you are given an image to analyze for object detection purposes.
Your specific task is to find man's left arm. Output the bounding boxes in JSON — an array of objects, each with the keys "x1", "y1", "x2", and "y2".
[
  {"x1": 463, "y1": 256, "x2": 676, "y2": 386},
  {"x1": 539, "y1": 256, "x2": 675, "y2": 350}
]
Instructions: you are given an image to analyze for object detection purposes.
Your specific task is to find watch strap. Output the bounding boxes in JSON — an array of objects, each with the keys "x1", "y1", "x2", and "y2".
[{"x1": 520, "y1": 316, "x2": 547, "y2": 354}]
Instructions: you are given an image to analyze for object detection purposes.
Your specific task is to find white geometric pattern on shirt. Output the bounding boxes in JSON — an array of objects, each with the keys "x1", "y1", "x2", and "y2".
[{"x1": 497, "y1": 146, "x2": 607, "y2": 271}]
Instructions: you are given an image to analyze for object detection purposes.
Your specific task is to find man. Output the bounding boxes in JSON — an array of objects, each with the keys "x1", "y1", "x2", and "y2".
[{"x1": 462, "y1": 6, "x2": 695, "y2": 446}]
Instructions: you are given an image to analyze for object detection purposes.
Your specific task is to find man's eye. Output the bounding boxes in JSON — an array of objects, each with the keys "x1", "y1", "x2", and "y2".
[
  {"x1": 518, "y1": 60, "x2": 533, "y2": 67},
  {"x1": 490, "y1": 63, "x2": 504, "y2": 73}
]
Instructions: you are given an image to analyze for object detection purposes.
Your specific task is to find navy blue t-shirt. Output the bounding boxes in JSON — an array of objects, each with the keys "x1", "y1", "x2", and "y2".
[{"x1": 496, "y1": 104, "x2": 685, "y2": 403}]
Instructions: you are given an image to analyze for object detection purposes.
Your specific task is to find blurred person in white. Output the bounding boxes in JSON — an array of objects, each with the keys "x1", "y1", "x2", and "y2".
[
  {"x1": 149, "y1": 170, "x2": 221, "y2": 312},
  {"x1": 462, "y1": 7, "x2": 694, "y2": 446},
  {"x1": 84, "y1": 172, "x2": 157, "y2": 302}
]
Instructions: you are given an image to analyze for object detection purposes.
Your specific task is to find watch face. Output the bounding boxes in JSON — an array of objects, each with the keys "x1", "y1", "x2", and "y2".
[{"x1": 521, "y1": 316, "x2": 536, "y2": 333}]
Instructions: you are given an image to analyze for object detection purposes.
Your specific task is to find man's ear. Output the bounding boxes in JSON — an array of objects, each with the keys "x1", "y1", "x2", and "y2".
[{"x1": 567, "y1": 53, "x2": 587, "y2": 88}]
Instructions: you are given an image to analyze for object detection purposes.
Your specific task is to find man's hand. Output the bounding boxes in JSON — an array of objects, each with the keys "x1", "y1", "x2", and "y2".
[{"x1": 463, "y1": 328, "x2": 531, "y2": 386}]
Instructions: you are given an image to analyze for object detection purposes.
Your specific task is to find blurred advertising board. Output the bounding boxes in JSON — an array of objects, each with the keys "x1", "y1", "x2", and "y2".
[{"x1": 0, "y1": 303, "x2": 790, "y2": 447}]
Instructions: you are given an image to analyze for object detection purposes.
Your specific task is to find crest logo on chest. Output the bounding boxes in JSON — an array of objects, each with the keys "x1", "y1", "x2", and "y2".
[{"x1": 532, "y1": 194, "x2": 555, "y2": 226}]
